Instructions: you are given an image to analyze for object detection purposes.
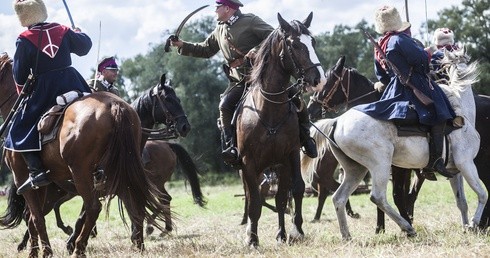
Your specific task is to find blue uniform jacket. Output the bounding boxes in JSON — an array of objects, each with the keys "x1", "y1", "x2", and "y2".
[
  {"x1": 354, "y1": 32, "x2": 455, "y2": 125},
  {"x1": 5, "y1": 22, "x2": 92, "y2": 151}
]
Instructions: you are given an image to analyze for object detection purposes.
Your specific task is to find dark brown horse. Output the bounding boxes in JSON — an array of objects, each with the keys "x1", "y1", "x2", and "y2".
[
  {"x1": 0, "y1": 53, "x2": 168, "y2": 257},
  {"x1": 303, "y1": 56, "x2": 382, "y2": 222},
  {"x1": 142, "y1": 140, "x2": 206, "y2": 235},
  {"x1": 236, "y1": 12, "x2": 326, "y2": 246},
  {"x1": 310, "y1": 55, "x2": 490, "y2": 233}
]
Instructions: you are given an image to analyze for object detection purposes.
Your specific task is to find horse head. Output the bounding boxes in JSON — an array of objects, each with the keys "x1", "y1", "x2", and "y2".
[
  {"x1": 131, "y1": 74, "x2": 191, "y2": 138},
  {"x1": 309, "y1": 56, "x2": 346, "y2": 111},
  {"x1": 277, "y1": 12, "x2": 326, "y2": 92},
  {"x1": 308, "y1": 55, "x2": 380, "y2": 117}
]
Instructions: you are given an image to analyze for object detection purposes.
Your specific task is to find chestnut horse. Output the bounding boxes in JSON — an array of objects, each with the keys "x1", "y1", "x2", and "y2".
[
  {"x1": 236, "y1": 12, "x2": 326, "y2": 246},
  {"x1": 3, "y1": 78, "x2": 205, "y2": 250},
  {"x1": 0, "y1": 53, "x2": 168, "y2": 256}
]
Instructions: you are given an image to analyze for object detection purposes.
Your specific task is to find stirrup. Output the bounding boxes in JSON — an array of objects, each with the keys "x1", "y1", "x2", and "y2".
[
  {"x1": 431, "y1": 158, "x2": 453, "y2": 179},
  {"x1": 93, "y1": 169, "x2": 107, "y2": 191},
  {"x1": 16, "y1": 172, "x2": 51, "y2": 195}
]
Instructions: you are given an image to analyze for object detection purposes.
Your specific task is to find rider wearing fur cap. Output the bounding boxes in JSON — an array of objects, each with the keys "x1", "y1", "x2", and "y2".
[
  {"x1": 355, "y1": 6, "x2": 456, "y2": 178},
  {"x1": 7, "y1": 0, "x2": 92, "y2": 194}
]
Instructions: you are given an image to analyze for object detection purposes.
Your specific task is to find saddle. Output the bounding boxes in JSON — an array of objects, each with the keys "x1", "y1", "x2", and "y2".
[{"x1": 38, "y1": 90, "x2": 89, "y2": 144}]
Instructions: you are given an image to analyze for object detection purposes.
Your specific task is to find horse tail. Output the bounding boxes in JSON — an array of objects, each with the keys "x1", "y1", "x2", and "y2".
[
  {"x1": 103, "y1": 102, "x2": 168, "y2": 231},
  {"x1": 300, "y1": 119, "x2": 332, "y2": 186},
  {"x1": 0, "y1": 181, "x2": 25, "y2": 229},
  {"x1": 168, "y1": 143, "x2": 207, "y2": 207}
]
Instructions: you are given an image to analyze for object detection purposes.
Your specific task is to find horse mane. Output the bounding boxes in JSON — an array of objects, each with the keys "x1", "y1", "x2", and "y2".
[
  {"x1": 249, "y1": 20, "x2": 312, "y2": 87},
  {"x1": 0, "y1": 53, "x2": 12, "y2": 82},
  {"x1": 442, "y1": 46, "x2": 480, "y2": 91}
]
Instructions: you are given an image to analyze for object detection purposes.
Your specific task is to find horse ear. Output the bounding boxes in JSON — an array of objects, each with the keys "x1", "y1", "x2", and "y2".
[
  {"x1": 278, "y1": 13, "x2": 292, "y2": 34},
  {"x1": 160, "y1": 74, "x2": 166, "y2": 85},
  {"x1": 302, "y1": 12, "x2": 313, "y2": 29},
  {"x1": 334, "y1": 56, "x2": 345, "y2": 72}
]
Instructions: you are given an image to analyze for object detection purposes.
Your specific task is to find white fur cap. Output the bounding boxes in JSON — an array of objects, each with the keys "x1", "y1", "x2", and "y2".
[
  {"x1": 374, "y1": 6, "x2": 411, "y2": 34},
  {"x1": 13, "y1": 0, "x2": 48, "y2": 27},
  {"x1": 434, "y1": 28, "x2": 455, "y2": 46}
]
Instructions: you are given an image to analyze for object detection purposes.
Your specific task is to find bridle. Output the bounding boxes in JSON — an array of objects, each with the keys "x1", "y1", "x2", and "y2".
[
  {"x1": 259, "y1": 30, "x2": 321, "y2": 105},
  {"x1": 311, "y1": 67, "x2": 378, "y2": 113},
  {"x1": 141, "y1": 84, "x2": 187, "y2": 139}
]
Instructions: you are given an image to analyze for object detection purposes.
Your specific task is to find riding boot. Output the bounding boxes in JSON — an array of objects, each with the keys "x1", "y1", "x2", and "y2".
[
  {"x1": 219, "y1": 108, "x2": 239, "y2": 165},
  {"x1": 17, "y1": 151, "x2": 51, "y2": 195},
  {"x1": 297, "y1": 102, "x2": 317, "y2": 158},
  {"x1": 427, "y1": 123, "x2": 453, "y2": 178},
  {"x1": 221, "y1": 126, "x2": 239, "y2": 164}
]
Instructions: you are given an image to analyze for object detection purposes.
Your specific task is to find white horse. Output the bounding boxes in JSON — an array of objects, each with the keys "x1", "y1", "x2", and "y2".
[{"x1": 325, "y1": 47, "x2": 486, "y2": 240}]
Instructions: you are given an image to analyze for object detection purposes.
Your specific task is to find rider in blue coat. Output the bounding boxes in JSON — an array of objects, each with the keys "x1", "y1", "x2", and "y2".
[
  {"x1": 6, "y1": 0, "x2": 92, "y2": 194},
  {"x1": 355, "y1": 6, "x2": 455, "y2": 178}
]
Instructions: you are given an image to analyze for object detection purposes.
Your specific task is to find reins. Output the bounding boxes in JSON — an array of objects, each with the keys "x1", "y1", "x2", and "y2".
[{"x1": 140, "y1": 84, "x2": 186, "y2": 139}]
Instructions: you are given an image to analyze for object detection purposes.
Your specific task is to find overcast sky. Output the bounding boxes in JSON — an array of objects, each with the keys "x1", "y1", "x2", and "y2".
[{"x1": 0, "y1": 0, "x2": 461, "y2": 79}]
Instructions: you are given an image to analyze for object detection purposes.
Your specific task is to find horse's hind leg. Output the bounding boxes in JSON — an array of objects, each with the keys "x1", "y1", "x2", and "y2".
[
  {"x1": 313, "y1": 184, "x2": 328, "y2": 221},
  {"x1": 370, "y1": 166, "x2": 415, "y2": 237},
  {"x1": 458, "y1": 161, "x2": 487, "y2": 228},
  {"x1": 449, "y1": 174, "x2": 469, "y2": 225}
]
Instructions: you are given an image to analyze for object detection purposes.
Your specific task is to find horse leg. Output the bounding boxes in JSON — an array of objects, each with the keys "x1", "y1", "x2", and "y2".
[
  {"x1": 332, "y1": 165, "x2": 369, "y2": 240},
  {"x1": 449, "y1": 174, "x2": 469, "y2": 225},
  {"x1": 240, "y1": 171, "x2": 249, "y2": 225},
  {"x1": 17, "y1": 229, "x2": 30, "y2": 252},
  {"x1": 391, "y1": 167, "x2": 413, "y2": 224},
  {"x1": 24, "y1": 189, "x2": 52, "y2": 257},
  {"x1": 458, "y1": 161, "x2": 487, "y2": 228},
  {"x1": 375, "y1": 207, "x2": 385, "y2": 234},
  {"x1": 161, "y1": 188, "x2": 172, "y2": 233},
  {"x1": 66, "y1": 208, "x2": 86, "y2": 254},
  {"x1": 242, "y1": 166, "x2": 262, "y2": 247},
  {"x1": 53, "y1": 192, "x2": 75, "y2": 235},
  {"x1": 313, "y1": 183, "x2": 328, "y2": 221},
  {"x1": 72, "y1": 190, "x2": 102, "y2": 256},
  {"x1": 289, "y1": 154, "x2": 305, "y2": 243},
  {"x1": 407, "y1": 171, "x2": 425, "y2": 221},
  {"x1": 369, "y1": 166, "x2": 416, "y2": 237},
  {"x1": 274, "y1": 168, "x2": 289, "y2": 244}
]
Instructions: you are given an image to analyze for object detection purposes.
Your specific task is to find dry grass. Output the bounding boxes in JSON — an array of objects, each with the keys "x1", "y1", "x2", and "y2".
[{"x1": 0, "y1": 177, "x2": 489, "y2": 257}]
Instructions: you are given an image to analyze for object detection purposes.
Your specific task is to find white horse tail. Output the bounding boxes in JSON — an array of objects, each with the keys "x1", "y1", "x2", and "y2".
[{"x1": 300, "y1": 118, "x2": 335, "y2": 187}]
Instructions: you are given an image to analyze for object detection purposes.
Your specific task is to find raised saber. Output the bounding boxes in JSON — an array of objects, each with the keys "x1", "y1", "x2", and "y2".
[
  {"x1": 62, "y1": 0, "x2": 76, "y2": 29},
  {"x1": 164, "y1": 5, "x2": 209, "y2": 52}
]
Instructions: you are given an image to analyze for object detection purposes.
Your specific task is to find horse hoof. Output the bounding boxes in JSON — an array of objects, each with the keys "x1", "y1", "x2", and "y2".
[
  {"x1": 349, "y1": 213, "x2": 361, "y2": 219},
  {"x1": 146, "y1": 226, "x2": 154, "y2": 236},
  {"x1": 406, "y1": 230, "x2": 417, "y2": 238}
]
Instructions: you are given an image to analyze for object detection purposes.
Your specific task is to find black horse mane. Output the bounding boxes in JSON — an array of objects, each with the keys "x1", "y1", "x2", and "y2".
[{"x1": 249, "y1": 19, "x2": 311, "y2": 87}]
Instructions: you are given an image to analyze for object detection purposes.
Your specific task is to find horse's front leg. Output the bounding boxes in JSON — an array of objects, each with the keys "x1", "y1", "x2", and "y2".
[
  {"x1": 24, "y1": 189, "x2": 52, "y2": 258},
  {"x1": 274, "y1": 167, "x2": 289, "y2": 244},
  {"x1": 289, "y1": 153, "x2": 305, "y2": 243},
  {"x1": 449, "y1": 174, "x2": 469, "y2": 225},
  {"x1": 242, "y1": 165, "x2": 262, "y2": 247}
]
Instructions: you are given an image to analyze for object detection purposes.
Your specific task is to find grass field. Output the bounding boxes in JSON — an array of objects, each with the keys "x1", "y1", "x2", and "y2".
[{"x1": 0, "y1": 175, "x2": 489, "y2": 257}]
